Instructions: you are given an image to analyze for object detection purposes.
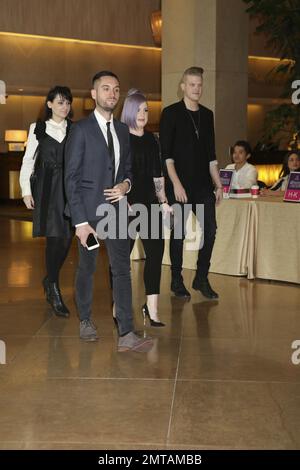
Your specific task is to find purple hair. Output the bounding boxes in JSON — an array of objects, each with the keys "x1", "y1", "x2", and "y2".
[{"x1": 121, "y1": 88, "x2": 147, "y2": 129}]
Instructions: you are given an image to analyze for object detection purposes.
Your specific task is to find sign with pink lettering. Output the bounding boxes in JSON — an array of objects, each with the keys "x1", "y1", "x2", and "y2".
[
  {"x1": 284, "y1": 172, "x2": 300, "y2": 202},
  {"x1": 219, "y1": 169, "x2": 234, "y2": 198}
]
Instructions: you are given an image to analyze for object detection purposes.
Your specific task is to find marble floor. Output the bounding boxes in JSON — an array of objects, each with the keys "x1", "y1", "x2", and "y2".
[{"x1": 0, "y1": 218, "x2": 299, "y2": 450}]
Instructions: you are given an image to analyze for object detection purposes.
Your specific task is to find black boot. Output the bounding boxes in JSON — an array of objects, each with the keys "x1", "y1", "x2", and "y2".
[
  {"x1": 192, "y1": 277, "x2": 219, "y2": 299},
  {"x1": 171, "y1": 277, "x2": 191, "y2": 298},
  {"x1": 47, "y1": 282, "x2": 70, "y2": 317}
]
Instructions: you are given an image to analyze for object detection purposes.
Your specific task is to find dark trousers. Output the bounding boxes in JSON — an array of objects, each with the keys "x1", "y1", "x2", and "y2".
[
  {"x1": 75, "y1": 225, "x2": 133, "y2": 336},
  {"x1": 45, "y1": 236, "x2": 73, "y2": 283},
  {"x1": 130, "y1": 236, "x2": 164, "y2": 295},
  {"x1": 170, "y1": 196, "x2": 217, "y2": 280}
]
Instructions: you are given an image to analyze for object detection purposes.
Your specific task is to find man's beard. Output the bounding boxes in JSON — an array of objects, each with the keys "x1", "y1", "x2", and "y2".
[{"x1": 97, "y1": 100, "x2": 117, "y2": 112}]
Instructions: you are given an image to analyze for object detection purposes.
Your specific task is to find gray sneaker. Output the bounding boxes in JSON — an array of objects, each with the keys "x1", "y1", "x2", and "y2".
[
  {"x1": 80, "y1": 319, "x2": 99, "y2": 341},
  {"x1": 118, "y1": 331, "x2": 153, "y2": 353}
]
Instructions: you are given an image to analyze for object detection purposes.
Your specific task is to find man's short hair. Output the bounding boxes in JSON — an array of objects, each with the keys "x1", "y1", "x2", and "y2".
[
  {"x1": 233, "y1": 140, "x2": 252, "y2": 156},
  {"x1": 92, "y1": 71, "x2": 120, "y2": 88},
  {"x1": 181, "y1": 66, "x2": 204, "y2": 83}
]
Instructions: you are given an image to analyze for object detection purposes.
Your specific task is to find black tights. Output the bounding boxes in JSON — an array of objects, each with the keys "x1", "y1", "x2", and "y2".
[
  {"x1": 129, "y1": 237, "x2": 164, "y2": 295},
  {"x1": 45, "y1": 236, "x2": 73, "y2": 283}
]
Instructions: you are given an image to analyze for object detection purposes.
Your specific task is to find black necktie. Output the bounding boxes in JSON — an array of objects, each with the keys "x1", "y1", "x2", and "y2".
[{"x1": 106, "y1": 121, "x2": 115, "y2": 184}]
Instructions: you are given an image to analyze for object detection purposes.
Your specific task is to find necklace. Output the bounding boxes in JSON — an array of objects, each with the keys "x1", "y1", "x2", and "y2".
[{"x1": 186, "y1": 108, "x2": 200, "y2": 139}]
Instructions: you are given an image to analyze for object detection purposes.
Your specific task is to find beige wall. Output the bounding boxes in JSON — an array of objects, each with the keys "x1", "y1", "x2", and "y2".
[{"x1": 0, "y1": 0, "x2": 160, "y2": 46}]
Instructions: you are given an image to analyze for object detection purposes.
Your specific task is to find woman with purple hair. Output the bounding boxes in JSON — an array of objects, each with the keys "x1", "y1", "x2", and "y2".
[{"x1": 119, "y1": 89, "x2": 172, "y2": 327}]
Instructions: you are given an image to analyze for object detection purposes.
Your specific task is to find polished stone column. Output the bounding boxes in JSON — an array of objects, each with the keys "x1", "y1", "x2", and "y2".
[{"x1": 162, "y1": 0, "x2": 248, "y2": 168}]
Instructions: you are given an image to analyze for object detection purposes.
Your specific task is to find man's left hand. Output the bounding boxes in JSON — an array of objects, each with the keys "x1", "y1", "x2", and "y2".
[{"x1": 104, "y1": 182, "x2": 129, "y2": 203}]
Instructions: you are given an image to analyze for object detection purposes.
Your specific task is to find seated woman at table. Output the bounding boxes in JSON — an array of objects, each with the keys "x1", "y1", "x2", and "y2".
[
  {"x1": 226, "y1": 140, "x2": 257, "y2": 190},
  {"x1": 260, "y1": 151, "x2": 300, "y2": 197}
]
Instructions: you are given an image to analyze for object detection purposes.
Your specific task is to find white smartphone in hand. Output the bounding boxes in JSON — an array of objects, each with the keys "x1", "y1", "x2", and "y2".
[{"x1": 86, "y1": 233, "x2": 100, "y2": 251}]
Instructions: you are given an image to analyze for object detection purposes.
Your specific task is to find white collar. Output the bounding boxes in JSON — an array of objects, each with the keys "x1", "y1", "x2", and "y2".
[
  {"x1": 48, "y1": 118, "x2": 67, "y2": 129},
  {"x1": 94, "y1": 109, "x2": 114, "y2": 127},
  {"x1": 235, "y1": 162, "x2": 250, "y2": 171}
]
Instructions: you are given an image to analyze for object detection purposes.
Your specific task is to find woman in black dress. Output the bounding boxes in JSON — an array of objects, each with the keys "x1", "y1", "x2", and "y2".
[
  {"x1": 120, "y1": 89, "x2": 172, "y2": 327},
  {"x1": 19, "y1": 86, "x2": 73, "y2": 317}
]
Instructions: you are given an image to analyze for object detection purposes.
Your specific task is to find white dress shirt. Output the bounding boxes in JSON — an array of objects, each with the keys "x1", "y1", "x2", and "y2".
[
  {"x1": 225, "y1": 162, "x2": 257, "y2": 189},
  {"x1": 94, "y1": 109, "x2": 120, "y2": 178},
  {"x1": 19, "y1": 119, "x2": 67, "y2": 197}
]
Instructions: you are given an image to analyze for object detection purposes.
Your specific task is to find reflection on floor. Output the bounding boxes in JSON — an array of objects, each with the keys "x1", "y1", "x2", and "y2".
[{"x1": 0, "y1": 218, "x2": 300, "y2": 450}]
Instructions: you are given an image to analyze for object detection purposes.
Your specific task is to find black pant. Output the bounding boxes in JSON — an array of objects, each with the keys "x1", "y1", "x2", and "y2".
[
  {"x1": 170, "y1": 196, "x2": 217, "y2": 280},
  {"x1": 75, "y1": 221, "x2": 134, "y2": 336},
  {"x1": 45, "y1": 236, "x2": 73, "y2": 283},
  {"x1": 130, "y1": 235, "x2": 164, "y2": 296}
]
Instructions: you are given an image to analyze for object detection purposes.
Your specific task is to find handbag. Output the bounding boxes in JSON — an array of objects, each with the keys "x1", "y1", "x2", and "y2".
[{"x1": 30, "y1": 146, "x2": 40, "y2": 196}]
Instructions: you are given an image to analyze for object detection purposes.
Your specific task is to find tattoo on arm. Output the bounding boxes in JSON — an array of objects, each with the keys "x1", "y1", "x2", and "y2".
[{"x1": 154, "y1": 178, "x2": 163, "y2": 194}]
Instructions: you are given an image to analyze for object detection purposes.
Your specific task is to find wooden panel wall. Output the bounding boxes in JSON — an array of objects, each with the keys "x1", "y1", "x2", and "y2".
[
  {"x1": 0, "y1": 0, "x2": 162, "y2": 146},
  {"x1": 0, "y1": 34, "x2": 161, "y2": 95},
  {"x1": 0, "y1": 0, "x2": 161, "y2": 46}
]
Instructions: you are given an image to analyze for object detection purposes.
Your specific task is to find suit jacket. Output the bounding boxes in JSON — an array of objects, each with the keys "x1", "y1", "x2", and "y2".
[
  {"x1": 64, "y1": 112, "x2": 132, "y2": 226},
  {"x1": 159, "y1": 100, "x2": 216, "y2": 200}
]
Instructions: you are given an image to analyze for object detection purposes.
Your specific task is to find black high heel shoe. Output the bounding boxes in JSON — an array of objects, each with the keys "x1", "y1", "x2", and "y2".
[
  {"x1": 142, "y1": 304, "x2": 165, "y2": 327},
  {"x1": 112, "y1": 302, "x2": 118, "y2": 328}
]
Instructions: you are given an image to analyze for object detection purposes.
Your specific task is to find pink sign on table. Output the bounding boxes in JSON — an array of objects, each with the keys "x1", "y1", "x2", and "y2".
[
  {"x1": 219, "y1": 169, "x2": 234, "y2": 198},
  {"x1": 283, "y1": 172, "x2": 300, "y2": 202}
]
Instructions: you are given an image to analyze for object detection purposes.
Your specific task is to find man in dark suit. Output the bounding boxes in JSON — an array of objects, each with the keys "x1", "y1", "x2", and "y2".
[
  {"x1": 65, "y1": 70, "x2": 152, "y2": 352},
  {"x1": 159, "y1": 66, "x2": 223, "y2": 299}
]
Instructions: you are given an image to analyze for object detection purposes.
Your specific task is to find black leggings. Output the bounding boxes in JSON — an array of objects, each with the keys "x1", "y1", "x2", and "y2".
[
  {"x1": 45, "y1": 236, "x2": 73, "y2": 283},
  {"x1": 130, "y1": 236, "x2": 164, "y2": 295}
]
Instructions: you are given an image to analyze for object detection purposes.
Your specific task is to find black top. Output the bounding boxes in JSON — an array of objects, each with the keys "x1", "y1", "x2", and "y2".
[
  {"x1": 159, "y1": 100, "x2": 216, "y2": 201},
  {"x1": 128, "y1": 131, "x2": 162, "y2": 205}
]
